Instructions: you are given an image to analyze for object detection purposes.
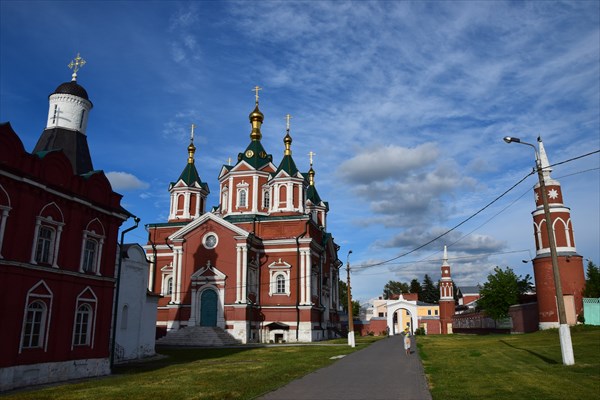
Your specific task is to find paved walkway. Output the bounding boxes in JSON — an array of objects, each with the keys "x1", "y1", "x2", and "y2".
[{"x1": 259, "y1": 334, "x2": 432, "y2": 400}]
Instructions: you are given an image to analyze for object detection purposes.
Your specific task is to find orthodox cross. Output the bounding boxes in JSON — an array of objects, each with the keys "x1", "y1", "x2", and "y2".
[
  {"x1": 190, "y1": 123, "x2": 196, "y2": 141},
  {"x1": 308, "y1": 151, "x2": 316, "y2": 167},
  {"x1": 285, "y1": 114, "x2": 292, "y2": 131},
  {"x1": 68, "y1": 53, "x2": 86, "y2": 81},
  {"x1": 252, "y1": 85, "x2": 262, "y2": 104},
  {"x1": 227, "y1": 157, "x2": 232, "y2": 166}
]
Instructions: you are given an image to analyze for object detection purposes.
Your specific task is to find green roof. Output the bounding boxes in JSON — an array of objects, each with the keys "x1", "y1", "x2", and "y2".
[
  {"x1": 237, "y1": 141, "x2": 273, "y2": 169},
  {"x1": 274, "y1": 154, "x2": 299, "y2": 176},
  {"x1": 307, "y1": 184, "x2": 322, "y2": 205},
  {"x1": 171, "y1": 163, "x2": 209, "y2": 192}
]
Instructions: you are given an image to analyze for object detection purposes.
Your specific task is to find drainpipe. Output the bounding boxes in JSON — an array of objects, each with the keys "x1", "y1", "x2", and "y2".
[
  {"x1": 295, "y1": 219, "x2": 310, "y2": 341},
  {"x1": 110, "y1": 216, "x2": 140, "y2": 370}
]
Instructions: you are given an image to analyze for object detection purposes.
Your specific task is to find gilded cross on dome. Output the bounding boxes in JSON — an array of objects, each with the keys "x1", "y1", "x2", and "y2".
[
  {"x1": 285, "y1": 114, "x2": 292, "y2": 131},
  {"x1": 252, "y1": 85, "x2": 262, "y2": 104},
  {"x1": 190, "y1": 123, "x2": 196, "y2": 141},
  {"x1": 68, "y1": 53, "x2": 86, "y2": 81}
]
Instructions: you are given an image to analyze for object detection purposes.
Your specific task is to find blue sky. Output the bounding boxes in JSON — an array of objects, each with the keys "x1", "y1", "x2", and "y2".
[{"x1": 1, "y1": 1, "x2": 599, "y2": 303}]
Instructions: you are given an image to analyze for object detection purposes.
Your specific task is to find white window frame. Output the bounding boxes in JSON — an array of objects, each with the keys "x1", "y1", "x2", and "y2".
[
  {"x1": 19, "y1": 281, "x2": 53, "y2": 353},
  {"x1": 222, "y1": 188, "x2": 228, "y2": 212},
  {"x1": 268, "y1": 260, "x2": 291, "y2": 296},
  {"x1": 31, "y1": 205, "x2": 65, "y2": 268},
  {"x1": 73, "y1": 304, "x2": 93, "y2": 346},
  {"x1": 79, "y1": 231, "x2": 104, "y2": 275},
  {"x1": 263, "y1": 188, "x2": 270, "y2": 210},
  {"x1": 0, "y1": 184, "x2": 10, "y2": 259},
  {"x1": 71, "y1": 288, "x2": 97, "y2": 349},
  {"x1": 237, "y1": 188, "x2": 248, "y2": 208}
]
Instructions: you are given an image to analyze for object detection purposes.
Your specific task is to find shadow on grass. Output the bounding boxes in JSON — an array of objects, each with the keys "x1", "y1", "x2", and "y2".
[
  {"x1": 112, "y1": 346, "x2": 257, "y2": 375},
  {"x1": 499, "y1": 339, "x2": 558, "y2": 365}
]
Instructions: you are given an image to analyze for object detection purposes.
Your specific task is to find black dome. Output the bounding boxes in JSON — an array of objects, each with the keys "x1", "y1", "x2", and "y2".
[{"x1": 51, "y1": 81, "x2": 89, "y2": 100}]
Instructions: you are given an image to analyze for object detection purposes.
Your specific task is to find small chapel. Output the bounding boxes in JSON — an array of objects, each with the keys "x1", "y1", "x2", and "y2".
[{"x1": 144, "y1": 89, "x2": 342, "y2": 344}]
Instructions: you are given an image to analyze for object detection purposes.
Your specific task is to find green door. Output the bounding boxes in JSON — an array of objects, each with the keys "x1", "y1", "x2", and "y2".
[{"x1": 200, "y1": 289, "x2": 218, "y2": 327}]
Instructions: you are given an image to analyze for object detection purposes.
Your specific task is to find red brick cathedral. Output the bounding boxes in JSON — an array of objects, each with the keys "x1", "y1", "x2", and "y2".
[
  {"x1": 531, "y1": 138, "x2": 585, "y2": 329},
  {"x1": 145, "y1": 93, "x2": 342, "y2": 343}
]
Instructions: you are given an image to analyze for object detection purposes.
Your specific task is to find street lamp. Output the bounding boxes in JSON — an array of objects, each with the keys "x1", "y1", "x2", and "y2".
[
  {"x1": 346, "y1": 250, "x2": 355, "y2": 348},
  {"x1": 503, "y1": 136, "x2": 574, "y2": 365}
]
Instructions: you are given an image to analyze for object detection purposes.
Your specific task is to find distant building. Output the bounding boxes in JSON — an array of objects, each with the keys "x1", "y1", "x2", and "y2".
[
  {"x1": 0, "y1": 57, "x2": 129, "y2": 391},
  {"x1": 113, "y1": 244, "x2": 160, "y2": 364},
  {"x1": 145, "y1": 97, "x2": 342, "y2": 344}
]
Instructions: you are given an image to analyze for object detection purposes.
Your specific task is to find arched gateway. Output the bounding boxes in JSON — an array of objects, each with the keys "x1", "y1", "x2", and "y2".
[{"x1": 386, "y1": 300, "x2": 419, "y2": 335}]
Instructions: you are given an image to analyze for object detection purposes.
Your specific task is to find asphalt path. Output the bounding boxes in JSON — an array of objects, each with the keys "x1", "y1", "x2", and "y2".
[{"x1": 259, "y1": 334, "x2": 432, "y2": 400}]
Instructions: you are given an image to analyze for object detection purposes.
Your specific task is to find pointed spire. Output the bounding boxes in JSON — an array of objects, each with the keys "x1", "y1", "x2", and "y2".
[
  {"x1": 537, "y1": 136, "x2": 552, "y2": 179},
  {"x1": 187, "y1": 123, "x2": 196, "y2": 164},
  {"x1": 68, "y1": 53, "x2": 86, "y2": 82},
  {"x1": 442, "y1": 245, "x2": 449, "y2": 266},
  {"x1": 249, "y1": 86, "x2": 264, "y2": 141}
]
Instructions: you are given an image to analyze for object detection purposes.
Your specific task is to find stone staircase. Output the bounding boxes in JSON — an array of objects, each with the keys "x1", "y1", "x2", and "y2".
[{"x1": 156, "y1": 326, "x2": 241, "y2": 347}]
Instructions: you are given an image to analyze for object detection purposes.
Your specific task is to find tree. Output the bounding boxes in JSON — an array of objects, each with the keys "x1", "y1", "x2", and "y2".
[
  {"x1": 352, "y1": 300, "x2": 360, "y2": 318},
  {"x1": 383, "y1": 280, "x2": 409, "y2": 299},
  {"x1": 339, "y1": 280, "x2": 349, "y2": 312},
  {"x1": 410, "y1": 278, "x2": 422, "y2": 295},
  {"x1": 338, "y1": 280, "x2": 361, "y2": 317},
  {"x1": 583, "y1": 260, "x2": 600, "y2": 298},
  {"x1": 420, "y1": 274, "x2": 439, "y2": 304},
  {"x1": 477, "y1": 266, "x2": 533, "y2": 320}
]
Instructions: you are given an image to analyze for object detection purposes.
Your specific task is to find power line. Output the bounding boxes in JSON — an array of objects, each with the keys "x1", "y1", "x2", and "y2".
[{"x1": 353, "y1": 150, "x2": 599, "y2": 271}]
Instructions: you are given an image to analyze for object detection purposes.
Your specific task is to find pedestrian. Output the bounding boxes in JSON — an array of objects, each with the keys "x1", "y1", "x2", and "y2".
[{"x1": 403, "y1": 332, "x2": 411, "y2": 355}]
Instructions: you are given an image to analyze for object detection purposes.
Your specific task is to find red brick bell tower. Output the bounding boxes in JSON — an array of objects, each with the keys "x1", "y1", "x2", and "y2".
[
  {"x1": 439, "y1": 246, "x2": 455, "y2": 334},
  {"x1": 531, "y1": 138, "x2": 585, "y2": 329}
]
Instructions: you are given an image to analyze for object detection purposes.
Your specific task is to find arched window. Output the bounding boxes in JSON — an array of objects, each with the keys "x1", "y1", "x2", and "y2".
[
  {"x1": 167, "y1": 276, "x2": 173, "y2": 295},
  {"x1": 82, "y1": 238, "x2": 98, "y2": 273},
  {"x1": 276, "y1": 274, "x2": 286, "y2": 294},
  {"x1": 121, "y1": 305, "x2": 129, "y2": 330},
  {"x1": 35, "y1": 226, "x2": 55, "y2": 264},
  {"x1": 222, "y1": 190, "x2": 228, "y2": 212},
  {"x1": 263, "y1": 189, "x2": 270, "y2": 209},
  {"x1": 238, "y1": 189, "x2": 247, "y2": 208},
  {"x1": 73, "y1": 304, "x2": 92, "y2": 346},
  {"x1": 22, "y1": 301, "x2": 47, "y2": 348}
]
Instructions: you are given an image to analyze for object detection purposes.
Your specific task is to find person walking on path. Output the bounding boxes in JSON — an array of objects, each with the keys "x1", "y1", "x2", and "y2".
[
  {"x1": 404, "y1": 332, "x2": 412, "y2": 355},
  {"x1": 259, "y1": 334, "x2": 432, "y2": 400}
]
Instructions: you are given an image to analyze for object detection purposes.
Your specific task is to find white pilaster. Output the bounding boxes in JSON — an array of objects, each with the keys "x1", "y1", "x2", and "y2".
[
  {"x1": 252, "y1": 175, "x2": 258, "y2": 213},
  {"x1": 242, "y1": 246, "x2": 248, "y2": 303},
  {"x1": 236, "y1": 246, "x2": 242, "y2": 303}
]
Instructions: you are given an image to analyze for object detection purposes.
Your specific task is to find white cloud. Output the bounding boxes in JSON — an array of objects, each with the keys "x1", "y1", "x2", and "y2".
[{"x1": 106, "y1": 172, "x2": 150, "y2": 191}]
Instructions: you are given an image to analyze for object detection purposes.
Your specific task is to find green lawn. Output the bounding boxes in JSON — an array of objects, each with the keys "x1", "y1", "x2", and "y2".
[
  {"x1": 417, "y1": 325, "x2": 600, "y2": 400},
  {"x1": 2, "y1": 337, "x2": 381, "y2": 400}
]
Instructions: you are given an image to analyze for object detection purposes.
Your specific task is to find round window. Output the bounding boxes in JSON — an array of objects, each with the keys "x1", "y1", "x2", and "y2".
[{"x1": 204, "y1": 234, "x2": 218, "y2": 249}]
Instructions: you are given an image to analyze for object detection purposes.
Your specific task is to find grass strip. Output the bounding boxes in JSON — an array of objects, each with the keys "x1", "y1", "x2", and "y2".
[{"x1": 417, "y1": 325, "x2": 600, "y2": 400}]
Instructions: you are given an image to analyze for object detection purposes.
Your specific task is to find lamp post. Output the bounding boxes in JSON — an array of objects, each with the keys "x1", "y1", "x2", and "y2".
[
  {"x1": 346, "y1": 250, "x2": 355, "y2": 348},
  {"x1": 503, "y1": 136, "x2": 574, "y2": 365}
]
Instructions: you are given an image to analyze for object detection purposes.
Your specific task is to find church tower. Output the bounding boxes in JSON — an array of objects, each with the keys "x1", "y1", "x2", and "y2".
[
  {"x1": 439, "y1": 246, "x2": 455, "y2": 334},
  {"x1": 305, "y1": 154, "x2": 328, "y2": 229},
  {"x1": 218, "y1": 86, "x2": 275, "y2": 216},
  {"x1": 33, "y1": 53, "x2": 95, "y2": 175},
  {"x1": 168, "y1": 124, "x2": 209, "y2": 222},
  {"x1": 531, "y1": 137, "x2": 585, "y2": 329},
  {"x1": 269, "y1": 114, "x2": 306, "y2": 214}
]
